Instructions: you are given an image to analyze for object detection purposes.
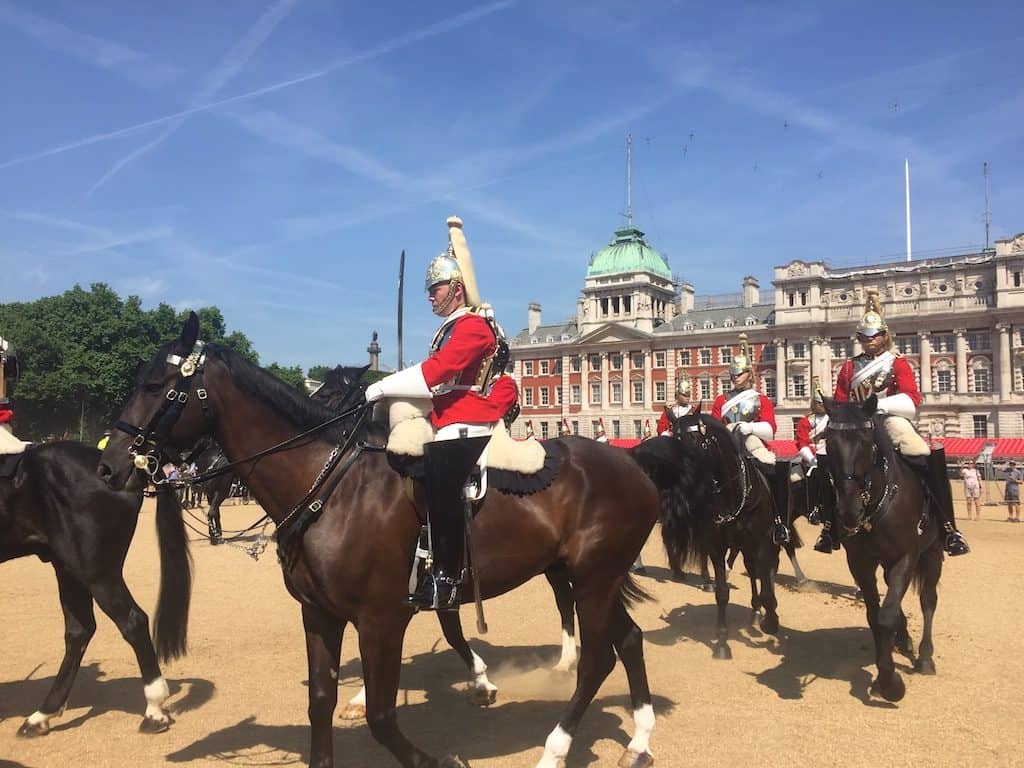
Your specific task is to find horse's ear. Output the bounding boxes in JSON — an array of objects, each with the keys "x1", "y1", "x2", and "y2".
[
  {"x1": 179, "y1": 311, "x2": 200, "y2": 349},
  {"x1": 862, "y1": 393, "x2": 878, "y2": 415},
  {"x1": 822, "y1": 395, "x2": 836, "y2": 417},
  {"x1": 694, "y1": 400, "x2": 703, "y2": 415}
]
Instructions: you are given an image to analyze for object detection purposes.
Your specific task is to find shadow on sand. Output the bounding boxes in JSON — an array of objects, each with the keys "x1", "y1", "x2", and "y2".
[
  {"x1": 169, "y1": 642, "x2": 676, "y2": 768},
  {"x1": 0, "y1": 662, "x2": 215, "y2": 732}
]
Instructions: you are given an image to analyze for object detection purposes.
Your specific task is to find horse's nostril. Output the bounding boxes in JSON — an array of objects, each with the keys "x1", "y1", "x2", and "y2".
[{"x1": 97, "y1": 463, "x2": 113, "y2": 482}]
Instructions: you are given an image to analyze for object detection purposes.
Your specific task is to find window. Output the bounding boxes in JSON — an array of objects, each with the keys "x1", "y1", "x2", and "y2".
[
  {"x1": 633, "y1": 420, "x2": 643, "y2": 439},
  {"x1": 967, "y1": 332, "x2": 992, "y2": 352},
  {"x1": 683, "y1": 321, "x2": 694, "y2": 331},
  {"x1": 632, "y1": 380, "x2": 644, "y2": 403},
  {"x1": 792, "y1": 417, "x2": 802, "y2": 434},
  {"x1": 611, "y1": 382, "x2": 622, "y2": 404},
  {"x1": 718, "y1": 376, "x2": 731, "y2": 395},
  {"x1": 571, "y1": 356, "x2": 582, "y2": 373},
  {"x1": 787, "y1": 292, "x2": 795, "y2": 307},
  {"x1": 571, "y1": 384, "x2": 581, "y2": 404},
  {"x1": 745, "y1": 316, "x2": 757, "y2": 326},
  {"x1": 792, "y1": 375, "x2": 807, "y2": 398},
  {"x1": 554, "y1": 359, "x2": 562, "y2": 375},
  {"x1": 540, "y1": 422, "x2": 549, "y2": 439},
  {"x1": 524, "y1": 388, "x2": 534, "y2": 406},
  {"x1": 762, "y1": 346, "x2": 777, "y2": 363},
  {"x1": 612, "y1": 420, "x2": 621, "y2": 439},
  {"x1": 679, "y1": 350, "x2": 691, "y2": 365},
  {"x1": 703, "y1": 320, "x2": 714, "y2": 329},
  {"x1": 973, "y1": 367, "x2": 991, "y2": 393},
  {"x1": 591, "y1": 420, "x2": 601, "y2": 436},
  {"x1": 540, "y1": 360, "x2": 550, "y2": 375},
  {"x1": 631, "y1": 352, "x2": 644, "y2": 369},
  {"x1": 571, "y1": 420, "x2": 579, "y2": 435},
  {"x1": 699, "y1": 377, "x2": 712, "y2": 400},
  {"x1": 931, "y1": 334, "x2": 955, "y2": 354},
  {"x1": 610, "y1": 353, "x2": 623, "y2": 371},
  {"x1": 556, "y1": 386, "x2": 563, "y2": 405},
  {"x1": 530, "y1": 337, "x2": 539, "y2": 344},
  {"x1": 800, "y1": 291, "x2": 808, "y2": 306},
  {"x1": 524, "y1": 361, "x2": 534, "y2": 375},
  {"x1": 973, "y1": 415, "x2": 989, "y2": 438},
  {"x1": 1015, "y1": 271, "x2": 1022, "y2": 288},
  {"x1": 655, "y1": 381, "x2": 666, "y2": 401},
  {"x1": 654, "y1": 351, "x2": 666, "y2": 367},
  {"x1": 896, "y1": 335, "x2": 921, "y2": 355},
  {"x1": 589, "y1": 354, "x2": 602, "y2": 371},
  {"x1": 831, "y1": 340, "x2": 852, "y2": 359},
  {"x1": 546, "y1": 335, "x2": 554, "y2": 343},
  {"x1": 720, "y1": 347, "x2": 733, "y2": 363},
  {"x1": 699, "y1": 348, "x2": 711, "y2": 366},
  {"x1": 540, "y1": 387, "x2": 550, "y2": 406},
  {"x1": 936, "y1": 369, "x2": 953, "y2": 393},
  {"x1": 792, "y1": 342, "x2": 806, "y2": 359},
  {"x1": 590, "y1": 382, "x2": 602, "y2": 404},
  {"x1": 764, "y1": 377, "x2": 777, "y2": 400}
]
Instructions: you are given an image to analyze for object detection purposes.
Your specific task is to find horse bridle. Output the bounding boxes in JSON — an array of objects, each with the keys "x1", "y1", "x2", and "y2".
[
  {"x1": 114, "y1": 341, "x2": 214, "y2": 481},
  {"x1": 675, "y1": 418, "x2": 751, "y2": 524},
  {"x1": 826, "y1": 419, "x2": 896, "y2": 531}
]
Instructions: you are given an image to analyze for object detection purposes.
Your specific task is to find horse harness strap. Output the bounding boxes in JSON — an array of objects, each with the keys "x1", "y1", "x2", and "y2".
[{"x1": 685, "y1": 422, "x2": 751, "y2": 524}]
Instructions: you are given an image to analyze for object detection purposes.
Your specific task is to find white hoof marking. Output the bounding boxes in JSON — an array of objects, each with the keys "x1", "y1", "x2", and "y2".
[
  {"x1": 536, "y1": 724, "x2": 572, "y2": 768},
  {"x1": 626, "y1": 703, "x2": 655, "y2": 755}
]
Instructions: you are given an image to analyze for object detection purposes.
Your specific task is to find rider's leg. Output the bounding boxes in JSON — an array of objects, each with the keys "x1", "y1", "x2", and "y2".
[
  {"x1": 771, "y1": 459, "x2": 792, "y2": 546},
  {"x1": 408, "y1": 435, "x2": 489, "y2": 610},
  {"x1": 885, "y1": 420, "x2": 969, "y2": 557}
]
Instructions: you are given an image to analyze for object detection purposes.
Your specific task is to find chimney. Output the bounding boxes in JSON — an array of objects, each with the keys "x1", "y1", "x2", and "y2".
[
  {"x1": 679, "y1": 283, "x2": 695, "y2": 314},
  {"x1": 742, "y1": 276, "x2": 760, "y2": 308},
  {"x1": 528, "y1": 302, "x2": 542, "y2": 334}
]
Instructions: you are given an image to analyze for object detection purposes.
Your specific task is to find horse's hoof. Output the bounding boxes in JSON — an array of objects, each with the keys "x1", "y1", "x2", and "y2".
[
  {"x1": 870, "y1": 673, "x2": 906, "y2": 703},
  {"x1": 138, "y1": 715, "x2": 171, "y2": 734},
  {"x1": 914, "y1": 658, "x2": 937, "y2": 675},
  {"x1": 760, "y1": 614, "x2": 780, "y2": 635},
  {"x1": 440, "y1": 755, "x2": 470, "y2": 768},
  {"x1": 16, "y1": 720, "x2": 50, "y2": 738},
  {"x1": 701, "y1": 583, "x2": 715, "y2": 593},
  {"x1": 712, "y1": 643, "x2": 733, "y2": 661},
  {"x1": 618, "y1": 748, "x2": 654, "y2": 768},
  {"x1": 339, "y1": 703, "x2": 366, "y2": 721},
  {"x1": 471, "y1": 687, "x2": 497, "y2": 707},
  {"x1": 795, "y1": 576, "x2": 809, "y2": 588}
]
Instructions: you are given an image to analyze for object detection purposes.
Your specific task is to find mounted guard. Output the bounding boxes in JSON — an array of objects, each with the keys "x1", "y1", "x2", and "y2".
[
  {"x1": 657, "y1": 372, "x2": 692, "y2": 435},
  {"x1": 711, "y1": 333, "x2": 791, "y2": 545},
  {"x1": 832, "y1": 290, "x2": 969, "y2": 556},
  {"x1": 364, "y1": 216, "x2": 519, "y2": 610}
]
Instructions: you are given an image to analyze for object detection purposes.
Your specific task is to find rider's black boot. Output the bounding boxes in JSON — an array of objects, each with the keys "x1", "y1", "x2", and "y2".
[
  {"x1": 771, "y1": 460, "x2": 792, "y2": 546},
  {"x1": 814, "y1": 521, "x2": 836, "y2": 553},
  {"x1": 911, "y1": 448, "x2": 969, "y2": 556},
  {"x1": 406, "y1": 435, "x2": 489, "y2": 611},
  {"x1": 208, "y1": 512, "x2": 222, "y2": 545}
]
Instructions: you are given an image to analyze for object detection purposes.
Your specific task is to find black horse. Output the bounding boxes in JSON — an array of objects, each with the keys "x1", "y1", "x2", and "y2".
[
  {"x1": 823, "y1": 395, "x2": 942, "y2": 702},
  {"x1": 0, "y1": 441, "x2": 191, "y2": 735},
  {"x1": 665, "y1": 409, "x2": 786, "y2": 659},
  {"x1": 99, "y1": 314, "x2": 710, "y2": 768}
]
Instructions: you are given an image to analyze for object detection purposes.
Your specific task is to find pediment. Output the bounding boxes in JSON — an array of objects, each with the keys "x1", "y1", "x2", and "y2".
[{"x1": 578, "y1": 323, "x2": 652, "y2": 344}]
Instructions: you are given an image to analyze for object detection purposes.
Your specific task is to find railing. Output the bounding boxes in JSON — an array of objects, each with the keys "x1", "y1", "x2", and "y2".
[{"x1": 824, "y1": 294, "x2": 994, "y2": 321}]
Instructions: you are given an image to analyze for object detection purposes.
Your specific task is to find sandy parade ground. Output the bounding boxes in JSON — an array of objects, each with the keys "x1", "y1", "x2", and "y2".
[{"x1": 1, "y1": 489, "x2": 1021, "y2": 768}]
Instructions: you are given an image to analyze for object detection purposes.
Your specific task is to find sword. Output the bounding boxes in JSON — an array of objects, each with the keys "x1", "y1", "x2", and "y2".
[
  {"x1": 464, "y1": 496, "x2": 488, "y2": 634},
  {"x1": 397, "y1": 250, "x2": 405, "y2": 370}
]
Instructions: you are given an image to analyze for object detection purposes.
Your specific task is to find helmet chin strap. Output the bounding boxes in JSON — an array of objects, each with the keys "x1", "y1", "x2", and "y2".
[{"x1": 432, "y1": 280, "x2": 463, "y2": 317}]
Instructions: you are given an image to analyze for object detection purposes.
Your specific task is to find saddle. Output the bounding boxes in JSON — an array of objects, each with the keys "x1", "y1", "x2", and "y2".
[
  {"x1": 0, "y1": 452, "x2": 25, "y2": 479},
  {"x1": 384, "y1": 399, "x2": 561, "y2": 498}
]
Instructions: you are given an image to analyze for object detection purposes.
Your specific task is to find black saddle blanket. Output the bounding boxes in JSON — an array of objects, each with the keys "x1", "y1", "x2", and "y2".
[{"x1": 0, "y1": 452, "x2": 24, "y2": 479}]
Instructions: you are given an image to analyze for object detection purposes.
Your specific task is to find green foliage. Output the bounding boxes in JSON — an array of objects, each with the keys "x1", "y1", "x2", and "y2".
[
  {"x1": 362, "y1": 369, "x2": 388, "y2": 384},
  {"x1": 0, "y1": 283, "x2": 259, "y2": 442},
  {"x1": 265, "y1": 362, "x2": 307, "y2": 391},
  {"x1": 306, "y1": 364, "x2": 331, "y2": 383}
]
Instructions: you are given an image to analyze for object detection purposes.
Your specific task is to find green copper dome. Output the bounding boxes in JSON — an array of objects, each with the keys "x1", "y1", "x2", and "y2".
[{"x1": 587, "y1": 224, "x2": 671, "y2": 280}]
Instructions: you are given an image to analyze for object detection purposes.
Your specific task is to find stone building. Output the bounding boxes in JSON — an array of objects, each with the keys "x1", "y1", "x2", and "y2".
[{"x1": 509, "y1": 225, "x2": 1024, "y2": 442}]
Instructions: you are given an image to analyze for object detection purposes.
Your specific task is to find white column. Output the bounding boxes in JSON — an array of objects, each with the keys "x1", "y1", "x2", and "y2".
[
  {"x1": 774, "y1": 338, "x2": 786, "y2": 402},
  {"x1": 601, "y1": 352, "x2": 610, "y2": 413},
  {"x1": 955, "y1": 328, "x2": 968, "y2": 394},
  {"x1": 998, "y1": 323, "x2": 1011, "y2": 401},
  {"x1": 918, "y1": 331, "x2": 932, "y2": 394},
  {"x1": 643, "y1": 349, "x2": 653, "y2": 409}
]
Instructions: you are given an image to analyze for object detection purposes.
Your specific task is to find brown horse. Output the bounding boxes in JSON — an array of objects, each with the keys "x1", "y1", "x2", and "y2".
[
  {"x1": 99, "y1": 313, "x2": 702, "y2": 768},
  {"x1": 823, "y1": 395, "x2": 942, "y2": 702}
]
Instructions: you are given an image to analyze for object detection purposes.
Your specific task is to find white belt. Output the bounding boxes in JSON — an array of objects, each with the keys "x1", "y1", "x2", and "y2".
[{"x1": 435, "y1": 423, "x2": 495, "y2": 441}]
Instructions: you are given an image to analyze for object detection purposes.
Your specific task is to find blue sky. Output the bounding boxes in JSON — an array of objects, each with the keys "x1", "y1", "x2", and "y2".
[{"x1": 2, "y1": 0, "x2": 1022, "y2": 371}]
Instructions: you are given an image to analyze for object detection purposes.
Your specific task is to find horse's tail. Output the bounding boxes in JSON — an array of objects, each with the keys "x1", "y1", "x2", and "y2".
[
  {"x1": 153, "y1": 487, "x2": 192, "y2": 663},
  {"x1": 618, "y1": 573, "x2": 653, "y2": 608},
  {"x1": 627, "y1": 438, "x2": 707, "y2": 578}
]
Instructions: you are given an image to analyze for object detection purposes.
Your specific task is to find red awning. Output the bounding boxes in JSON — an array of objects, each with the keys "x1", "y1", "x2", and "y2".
[
  {"x1": 932, "y1": 437, "x2": 989, "y2": 458},
  {"x1": 992, "y1": 439, "x2": 1024, "y2": 458}
]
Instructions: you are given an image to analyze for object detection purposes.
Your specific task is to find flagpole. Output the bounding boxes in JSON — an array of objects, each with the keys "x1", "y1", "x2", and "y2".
[{"x1": 905, "y1": 159, "x2": 912, "y2": 262}]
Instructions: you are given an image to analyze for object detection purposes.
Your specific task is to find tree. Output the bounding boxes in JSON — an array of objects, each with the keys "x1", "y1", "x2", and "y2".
[
  {"x1": 0, "y1": 284, "x2": 259, "y2": 442},
  {"x1": 265, "y1": 362, "x2": 307, "y2": 391}
]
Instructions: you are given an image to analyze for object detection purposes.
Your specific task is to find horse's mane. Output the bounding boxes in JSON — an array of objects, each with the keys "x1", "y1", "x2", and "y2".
[
  {"x1": 205, "y1": 345, "x2": 350, "y2": 443},
  {"x1": 828, "y1": 400, "x2": 898, "y2": 467}
]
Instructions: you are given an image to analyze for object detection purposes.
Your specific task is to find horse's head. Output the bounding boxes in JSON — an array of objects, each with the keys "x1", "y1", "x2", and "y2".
[
  {"x1": 824, "y1": 394, "x2": 883, "y2": 533},
  {"x1": 310, "y1": 364, "x2": 369, "y2": 412},
  {"x1": 99, "y1": 312, "x2": 214, "y2": 491}
]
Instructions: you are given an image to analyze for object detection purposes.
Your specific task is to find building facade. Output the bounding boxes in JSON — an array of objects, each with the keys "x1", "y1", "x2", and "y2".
[{"x1": 509, "y1": 226, "x2": 1024, "y2": 442}]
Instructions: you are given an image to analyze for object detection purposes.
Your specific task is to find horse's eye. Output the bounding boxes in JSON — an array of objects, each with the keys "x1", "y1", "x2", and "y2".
[{"x1": 144, "y1": 382, "x2": 164, "y2": 394}]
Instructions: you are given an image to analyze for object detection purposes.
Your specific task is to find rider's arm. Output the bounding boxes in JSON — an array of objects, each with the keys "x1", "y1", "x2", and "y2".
[
  {"x1": 875, "y1": 393, "x2": 917, "y2": 418},
  {"x1": 833, "y1": 361, "x2": 852, "y2": 402},
  {"x1": 420, "y1": 315, "x2": 495, "y2": 386}
]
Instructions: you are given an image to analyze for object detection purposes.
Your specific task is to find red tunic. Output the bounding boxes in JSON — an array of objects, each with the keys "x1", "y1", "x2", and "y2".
[
  {"x1": 656, "y1": 405, "x2": 691, "y2": 435},
  {"x1": 0, "y1": 405, "x2": 12, "y2": 424},
  {"x1": 711, "y1": 392, "x2": 777, "y2": 433},
  {"x1": 795, "y1": 415, "x2": 813, "y2": 451},
  {"x1": 420, "y1": 312, "x2": 518, "y2": 428},
  {"x1": 833, "y1": 355, "x2": 921, "y2": 407}
]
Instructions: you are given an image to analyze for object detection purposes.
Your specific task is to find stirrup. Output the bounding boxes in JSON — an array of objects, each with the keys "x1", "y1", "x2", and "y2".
[
  {"x1": 773, "y1": 523, "x2": 791, "y2": 546},
  {"x1": 814, "y1": 532, "x2": 834, "y2": 554},
  {"x1": 807, "y1": 507, "x2": 821, "y2": 525},
  {"x1": 944, "y1": 532, "x2": 970, "y2": 557}
]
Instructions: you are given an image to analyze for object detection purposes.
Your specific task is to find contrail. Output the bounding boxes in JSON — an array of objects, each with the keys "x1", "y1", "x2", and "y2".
[{"x1": 0, "y1": 0, "x2": 516, "y2": 172}]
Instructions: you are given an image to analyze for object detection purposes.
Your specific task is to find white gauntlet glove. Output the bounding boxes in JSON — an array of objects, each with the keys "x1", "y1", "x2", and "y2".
[{"x1": 364, "y1": 364, "x2": 431, "y2": 403}]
